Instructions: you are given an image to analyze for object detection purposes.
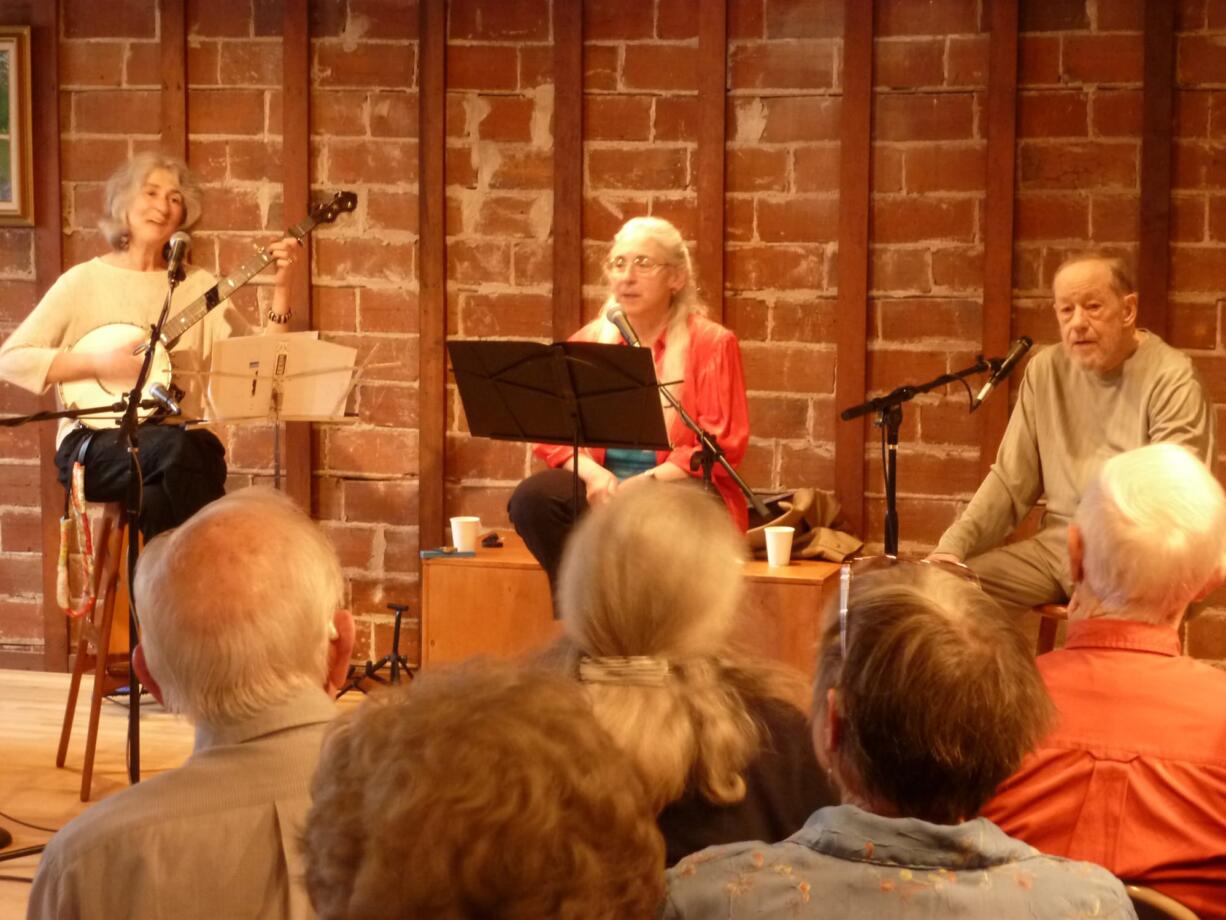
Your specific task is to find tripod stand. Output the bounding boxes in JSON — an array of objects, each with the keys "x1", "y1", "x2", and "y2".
[{"x1": 339, "y1": 603, "x2": 414, "y2": 696}]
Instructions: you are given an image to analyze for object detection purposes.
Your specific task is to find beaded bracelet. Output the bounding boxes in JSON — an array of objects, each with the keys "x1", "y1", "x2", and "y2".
[{"x1": 267, "y1": 309, "x2": 292, "y2": 325}]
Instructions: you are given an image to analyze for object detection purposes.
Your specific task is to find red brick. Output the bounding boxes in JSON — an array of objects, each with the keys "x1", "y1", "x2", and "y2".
[
  {"x1": 582, "y1": 195, "x2": 650, "y2": 240},
  {"x1": 60, "y1": 41, "x2": 124, "y2": 87},
  {"x1": 61, "y1": 137, "x2": 130, "y2": 182},
  {"x1": 581, "y1": 95, "x2": 650, "y2": 142},
  {"x1": 873, "y1": 197, "x2": 977, "y2": 244},
  {"x1": 584, "y1": 44, "x2": 620, "y2": 91},
  {"x1": 1167, "y1": 299, "x2": 1218, "y2": 350},
  {"x1": 1062, "y1": 34, "x2": 1144, "y2": 86},
  {"x1": 904, "y1": 145, "x2": 985, "y2": 193},
  {"x1": 317, "y1": 41, "x2": 416, "y2": 88},
  {"x1": 227, "y1": 139, "x2": 283, "y2": 182},
  {"x1": 866, "y1": 496, "x2": 960, "y2": 548},
  {"x1": 476, "y1": 95, "x2": 536, "y2": 142},
  {"x1": 1098, "y1": 0, "x2": 1145, "y2": 30},
  {"x1": 124, "y1": 40, "x2": 161, "y2": 86},
  {"x1": 367, "y1": 190, "x2": 420, "y2": 233},
  {"x1": 741, "y1": 342, "x2": 835, "y2": 392},
  {"x1": 778, "y1": 444, "x2": 834, "y2": 488},
  {"x1": 1018, "y1": 91, "x2": 1088, "y2": 138},
  {"x1": 196, "y1": 186, "x2": 262, "y2": 232},
  {"x1": 371, "y1": 90, "x2": 418, "y2": 138},
  {"x1": 1018, "y1": 35, "x2": 1061, "y2": 85},
  {"x1": 916, "y1": 399, "x2": 980, "y2": 446},
  {"x1": 1015, "y1": 194, "x2": 1089, "y2": 240},
  {"x1": 0, "y1": 464, "x2": 40, "y2": 507},
  {"x1": 361, "y1": 287, "x2": 419, "y2": 334},
  {"x1": 519, "y1": 45, "x2": 553, "y2": 88},
  {"x1": 726, "y1": 245, "x2": 824, "y2": 290},
  {"x1": 870, "y1": 247, "x2": 932, "y2": 293},
  {"x1": 736, "y1": 442, "x2": 775, "y2": 490},
  {"x1": 871, "y1": 145, "x2": 905, "y2": 193},
  {"x1": 729, "y1": 0, "x2": 766, "y2": 39},
  {"x1": 359, "y1": 382, "x2": 419, "y2": 428},
  {"x1": 931, "y1": 245, "x2": 983, "y2": 292},
  {"x1": 947, "y1": 35, "x2": 989, "y2": 86},
  {"x1": 649, "y1": 197, "x2": 698, "y2": 240},
  {"x1": 348, "y1": 0, "x2": 420, "y2": 40},
  {"x1": 1172, "y1": 195, "x2": 1207, "y2": 243},
  {"x1": 446, "y1": 145, "x2": 479, "y2": 188},
  {"x1": 759, "y1": 96, "x2": 840, "y2": 142},
  {"x1": 765, "y1": 0, "x2": 843, "y2": 39},
  {"x1": 465, "y1": 193, "x2": 549, "y2": 237},
  {"x1": 0, "y1": 598, "x2": 42, "y2": 641},
  {"x1": 585, "y1": 0, "x2": 654, "y2": 40},
  {"x1": 729, "y1": 40, "x2": 836, "y2": 90},
  {"x1": 873, "y1": 93, "x2": 975, "y2": 141},
  {"x1": 188, "y1": 88, "x2": 266, "y2": 135},
  {"x1": 459, "y1": 292, "x2": 552, "y2": 338},
  {"x1": 315, "y1": 287, "x2": 358, "y2": 333},
  {"x1": 749, "y1": 394, "x2": 809, "y2": 435},
  {"x1": 588, "y1": 146, "x2": 688, "y2": 190},
  {"x1": 1018, "y1": 0, "x2": 1088, "y2": 31},
  {"x1": 658, "y1": 0, "x2": 700, "y2": 39},
  {"x1": 1091, "y1": 89, "x2": 1142, "y2": 137},
  {"x1": 1175, "y1": 92, "x2": 1210, "y2": 139},
  {"x1": 1090, "y1": 196, "x2": 1139, "y2": 243},
  {"x1": 73, "y1": 89, "x2": 160, "y2": 134},
  {"x1": 0, "y1": 229, "x2": 33, "y2": 276},
  {"x1": 726, "y1": 295, "x2": 770, "y2": 339},
  {"x1": 876, "y1": 0, "x2": 980, "y2": 36},
  {"x1": 446, "y1": 433, "x2": 528, "y2": 480},
  {"x1": 793, "y1": 145, "x2": 841, "y2": 193},
  {"x1": 311, "y1": 89, "x2": 367, "y2": 136},
  {"x1": 64, "y1": 0, "x2": 156, "y2": 37},
  {"x1": 771, "y1": 298, "x2": 837, "y2": 342},
  {"x1": 219, "y1": 40, "x2": 283, "y2": 86},
  {"x1": 874, "y1": 38, "x2": 945, "y2": 89},
  {"x1": 0, "y1": 422, "x2": 36, "y2": 461},
  {"x1": 623, "y1": 44, "x2": 699, "y2": 92},
  {"x1": 185, "y1": 40, "x2": 221, "y2": 85},
  {"x1": 1178, "y1": 34, "x2": 1226, "y2": 86},
  {"x1": 449, "y1": 0, "x2": 549, "y2": 40},
  {"x1": 875, "y1": 297, "x2": 981, "y2": 342},
  {"x1": 489, "y1": 149, "x2": 551, "y2": 190},
  {"x1": 1018, "y1": 142, "x2": 1138, "y2": 190},
  {"x1": 1178, "y1": 0, "x2": 1208, "y2": 30},
  {"x1": 1173, "y1": 142, "x2": 1226, "y2": 190},
  {"x1": 512, "y1": 240, "x2": 551, "y2": 285},
  {"x1": 726, "y1": 147, "x2": 788, "y2": 192},
  {"x1": 326, "y1": 427, "x2": 417, "y2": 477},
  {"x1": 315, "y1": 237, "x2": 415, "y2": 282},
  {"x1": 447, "y1": 45, "x2": 517, "y2": 91},
  {"x1": 654, "y1": 96, "x2": 700, "y2": 142},
  {"x1": 328, "y1": 140, "x2": 418, "y2": 184},
  {"x1": 757, "y1": 197, "x2": 839, "y2": 242},
  {"x1": 447, "y1": 239, "x2": 511, "y2": 283}
]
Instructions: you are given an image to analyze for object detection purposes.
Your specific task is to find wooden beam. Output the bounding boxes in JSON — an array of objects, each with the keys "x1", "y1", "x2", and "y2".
[
  {"x1": 159, "y1": 0, "x2": 187, "y2": 158},
  {"x1": 978, "y1": 0, "x2": 1019, "y2": 480},
  {"x1": 833, "y1": 0, "x2": 873, "y2": 538},
  {"x1": 552, "y1": 0, "x2": 582, "y2": 336},
  {"x1": 696, "y1": 0, "x2": 727, "y2": 320},
  {"x1": 419, "y1": 0, "x2": 447, "y2": 549},
  {"x1": 31, "y1": 2, "x2": 66, "y2": 670},
  {"x1": 1138, "y1": 0, "x2": 1175, "y2": 340},
  {"x1": 282, "y1": 0, "x2": 312, "y2": 510}
]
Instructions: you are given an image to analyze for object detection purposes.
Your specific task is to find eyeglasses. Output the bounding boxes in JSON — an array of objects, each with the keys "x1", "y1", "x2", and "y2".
[
  {"x1": 837, "y1": 556, "x2": 980, "y2": 658},
  {"x1": 605, "y1": 254, "x2": 669, "y2": 277}
]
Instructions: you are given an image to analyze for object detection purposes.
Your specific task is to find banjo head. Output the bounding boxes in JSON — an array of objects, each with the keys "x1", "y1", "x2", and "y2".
[{"x1": 57, "y1": 323, "x2": 173, "y2": 428}]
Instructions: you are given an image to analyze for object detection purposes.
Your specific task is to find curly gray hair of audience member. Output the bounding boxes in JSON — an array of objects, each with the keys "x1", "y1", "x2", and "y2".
[
  {"x1": 98, "y1": 150, "x2": 203, "y2": 250},
  {"x1": 302, "y1": 659, "x2": 665, "y2": 920},
  {"x1": 551, "y1": 480, "x2": 804, "y2": 812},
  {"x1": 133, "y1": 486, "x2": 343, "y2": 729},
  {"x1": 814, "y1": 564, "x2": 1055, "y2": 826},
  {"x1": 1074, "y1": 443, "x2": 1226, "y2": 621}
]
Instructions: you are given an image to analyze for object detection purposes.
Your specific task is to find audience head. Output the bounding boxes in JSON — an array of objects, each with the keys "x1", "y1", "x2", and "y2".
[
  {"x1": 1051, "y1": 251, "x2": 1138, "y2": 376},
  {"x1": 100, "y1": 151, "x2": 203, "y2": 249},
  {"x1": 302, "y1": 660, "x2": 665, "y2": 920},
  {"x1": 556, "y1": 481, "x2": 780, "y2": 810},
  {"x1": 1071, "y1": 443, "x2": 1226, "y2": 624},
  {"x1": 815, "y1": 562, "x2": 1054, "y2": 825},
  {"x1": 133, "y1": 486, "x2": 353, "y2": 729}
]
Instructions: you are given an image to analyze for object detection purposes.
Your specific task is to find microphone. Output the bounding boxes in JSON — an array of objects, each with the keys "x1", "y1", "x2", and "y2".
[
  {"x1": 148, "y1": 382, "x2": 182, "y2": 416},
  {"x1": 163, "y1": 231, "x2": 191, "y2": 281},
  {"x1": 971, "y1": 336, "x2": 1033, "y2": 411},
  {"x1": 606, "y1": 307, "x2": 641, "y2": 347}
]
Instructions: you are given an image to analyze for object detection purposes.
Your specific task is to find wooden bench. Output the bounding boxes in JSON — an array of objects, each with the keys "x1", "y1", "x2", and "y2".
[{"x1": 421, "y1": 532, "x2": 841, "y2": 679}]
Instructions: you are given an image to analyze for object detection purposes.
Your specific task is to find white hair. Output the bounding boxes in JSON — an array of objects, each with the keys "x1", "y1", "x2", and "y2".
[
  {"x1": 134, "y1": 487, "x2": 344, "y2": 729},
  {"x1": 1075, "y1": 443, "x2": 1226, "y2": 620},
  {"x1": 99, "y1": 151, "x2": 203, "y2": 250}
]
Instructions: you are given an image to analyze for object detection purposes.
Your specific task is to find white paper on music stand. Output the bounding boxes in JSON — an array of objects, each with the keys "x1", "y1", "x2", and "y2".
[{"x1": 207, "y1": 332, "x2": 357, "y2": 423}]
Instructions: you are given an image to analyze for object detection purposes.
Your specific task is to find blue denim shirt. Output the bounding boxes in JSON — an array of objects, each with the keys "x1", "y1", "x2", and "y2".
[{"x1": 662, "y1": 804, "x2": 1137, "y2": 919}]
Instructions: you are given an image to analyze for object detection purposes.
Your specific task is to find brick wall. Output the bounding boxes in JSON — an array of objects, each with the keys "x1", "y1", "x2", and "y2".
[{"x1": 3, "y1": 0, "x2": 1226, "y2": 666}]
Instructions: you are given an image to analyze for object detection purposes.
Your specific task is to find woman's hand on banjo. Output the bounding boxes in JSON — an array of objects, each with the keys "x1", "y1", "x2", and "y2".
[{"x1": 46, "y1": 331, "x2": 144, "y2": 387}]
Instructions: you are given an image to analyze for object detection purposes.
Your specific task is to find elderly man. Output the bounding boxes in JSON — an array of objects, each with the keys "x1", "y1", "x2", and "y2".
[
  {"x1": 28, "y1": 487, "x2": 354, "y2": 920},
  {"x1": 983, "y1": 444, "x2": 1226, "y2": 916},
  {"x1": 931, "y1": 253, "x2": 1214, "y2": 609}
]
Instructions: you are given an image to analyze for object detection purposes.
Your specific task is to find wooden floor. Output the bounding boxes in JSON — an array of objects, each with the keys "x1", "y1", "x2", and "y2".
[{"x1": 0, "y1": 668, "x2": 195, "y2": 917}]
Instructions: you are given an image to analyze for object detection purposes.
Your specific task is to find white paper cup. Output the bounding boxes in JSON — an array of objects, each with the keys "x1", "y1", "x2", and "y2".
[
  {"x1": 764, "y1": 525, "x2": 795, "y2": 567},
  {"x1": 450, "y1": 516, "x2": 481, "y2": 553}
]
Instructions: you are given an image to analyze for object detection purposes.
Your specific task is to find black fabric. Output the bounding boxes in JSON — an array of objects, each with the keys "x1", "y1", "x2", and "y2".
[
  {"x1": 55, "y1": 424, "x2": 228, "y2": 540},
  {"x1": 657, "y1": 696, "x2": 837, "y2": 868},
  {"x1": 507, "y1": 467, "x2": 588, "y2": 588}
]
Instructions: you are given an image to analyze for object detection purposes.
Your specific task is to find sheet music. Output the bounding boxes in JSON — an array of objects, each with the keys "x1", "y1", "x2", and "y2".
[{"x1": 207, "y1": 332, "x2": 357, "y2": 423}]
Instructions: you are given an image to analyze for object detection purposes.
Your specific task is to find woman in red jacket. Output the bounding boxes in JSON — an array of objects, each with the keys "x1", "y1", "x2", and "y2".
[{"x1": 508, "y1": 216, "x2": 750, "y2": 583}]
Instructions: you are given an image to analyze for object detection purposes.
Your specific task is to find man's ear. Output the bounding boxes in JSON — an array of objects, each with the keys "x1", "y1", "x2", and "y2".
[
  {"x1": 133, "y1": 643, "x2": 165, "y2": 707},
  {"x1": 1067, "y1": 523, "x2": 1085, "y2": 585},
  {"x1": 1122, "y1": 292, "x2": 1139, "y2": 326},
  {"x1": 325, "y1": 609, "x2": 356, "y2": 697}
]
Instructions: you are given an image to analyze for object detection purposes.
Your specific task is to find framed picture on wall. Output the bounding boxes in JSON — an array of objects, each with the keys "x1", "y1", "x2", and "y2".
[{"x1": 0, "y1": 26, "x2": 33, "y2": 227}]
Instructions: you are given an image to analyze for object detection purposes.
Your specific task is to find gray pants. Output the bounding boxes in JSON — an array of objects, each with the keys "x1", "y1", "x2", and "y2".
[{"x1": 966, "y1": 525, "x2": 1073, "y2": 613}]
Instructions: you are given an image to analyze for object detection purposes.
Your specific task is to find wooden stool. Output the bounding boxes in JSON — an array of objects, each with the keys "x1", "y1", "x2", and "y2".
[
  {"x1": 1034, "y1": 603, "x2": 1068, "y2": 655},
  {"x1": 56, "y1": 504, "x2": 132, "y2": 802}
]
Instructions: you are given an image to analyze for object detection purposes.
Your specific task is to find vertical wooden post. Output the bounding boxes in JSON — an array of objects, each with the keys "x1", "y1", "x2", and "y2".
[
  {"x1": 1138, "y1": 0, "x2": 1175, "y2": 339},
  {"x1": 418, "y1": 0, "x2": 448, "y2": 548},
  {"x1": 160, "y1": 0, "x2": 187, "y2": 158},
  {"x1": 696, "y1": 0, "x2": 727, "y2": 319},
  {"x1": 833, "y1": 0, "x2": 874, "y2": 537},
  {"x1": 552, "y1": 0, "x2": 583, "y2": 336}
]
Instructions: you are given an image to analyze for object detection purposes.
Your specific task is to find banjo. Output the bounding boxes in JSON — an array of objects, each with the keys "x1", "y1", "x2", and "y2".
[{"x1": 58, "y1": 190, "x2": 358, "y2": 428}]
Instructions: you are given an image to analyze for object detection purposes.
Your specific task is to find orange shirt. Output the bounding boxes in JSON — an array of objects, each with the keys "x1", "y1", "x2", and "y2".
[
  {"x1": 534, "y1": 313, "x2": 750, "y2": 530},
  {"x1": 982, "y1": 618, "x2": 1226, "y2": 918}
]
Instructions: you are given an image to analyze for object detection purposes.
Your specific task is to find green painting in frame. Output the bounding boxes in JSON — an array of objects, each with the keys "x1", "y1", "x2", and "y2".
[{"x1": 0, "y1": 27, "x2": 32, "y2": 227}]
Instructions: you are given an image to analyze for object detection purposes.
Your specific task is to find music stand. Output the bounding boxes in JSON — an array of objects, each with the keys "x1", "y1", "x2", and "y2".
[{"x1": 448, "y1": 340, "x2": 672, "y2": 519}]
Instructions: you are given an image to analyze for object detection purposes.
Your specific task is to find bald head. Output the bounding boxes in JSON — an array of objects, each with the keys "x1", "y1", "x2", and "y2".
[{"x1": 134, "y1": 487, "x2": 348, "y2": 728}]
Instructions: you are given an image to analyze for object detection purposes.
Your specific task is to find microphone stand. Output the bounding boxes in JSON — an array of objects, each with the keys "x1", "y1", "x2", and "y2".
[{"x1": 840, "y1": 356, "x2": 992, "y2": 556}]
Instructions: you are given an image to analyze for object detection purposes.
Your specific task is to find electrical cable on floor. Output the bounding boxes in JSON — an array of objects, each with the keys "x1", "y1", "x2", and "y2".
[
  {"x1": 0, "y1": 810, "x2": 58, "y2": 834},
  {"x1": 0, "y1": 874, "x2": 34, "y2": 884}
]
